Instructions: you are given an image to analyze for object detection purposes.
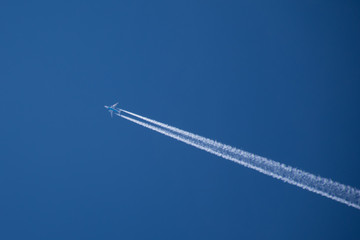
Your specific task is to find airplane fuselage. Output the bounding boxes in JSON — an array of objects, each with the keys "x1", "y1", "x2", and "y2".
[
  {"x1": 105, "y1": 105, "x2": 121, "y2": 116},
  {"x1": 105, "y1": 103, "x2": 121, "y2": 117}
]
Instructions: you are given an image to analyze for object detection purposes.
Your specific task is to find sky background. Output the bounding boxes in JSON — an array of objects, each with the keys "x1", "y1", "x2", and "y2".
[{"x1": 1, "y1": 0, "x2": 360, "y2": 239}]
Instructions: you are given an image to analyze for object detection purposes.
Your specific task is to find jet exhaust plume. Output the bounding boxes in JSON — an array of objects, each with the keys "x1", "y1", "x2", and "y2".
[{"x1": 118, "y1": 110, "x2": 360, "y2": 210}]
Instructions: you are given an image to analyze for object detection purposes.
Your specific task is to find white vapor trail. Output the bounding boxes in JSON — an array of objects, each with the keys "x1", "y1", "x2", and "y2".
[{"x1": 119, "y1": 110, "x2": 360, "y2": 210}]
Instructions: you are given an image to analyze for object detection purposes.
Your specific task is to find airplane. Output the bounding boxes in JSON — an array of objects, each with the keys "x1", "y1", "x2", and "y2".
[{"x1": 104, "y1": 102, "x2": 121, "y2": 117}]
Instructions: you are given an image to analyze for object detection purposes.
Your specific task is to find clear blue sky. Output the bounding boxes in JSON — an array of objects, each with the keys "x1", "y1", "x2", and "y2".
[{"x1": 1, "y1": 1, "x2": 360, "y2": 239}]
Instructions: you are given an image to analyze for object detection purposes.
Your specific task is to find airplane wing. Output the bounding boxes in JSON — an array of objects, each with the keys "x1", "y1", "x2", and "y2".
[{"x1": 111, "y1": 102, "x2": 119, "y2": 108}]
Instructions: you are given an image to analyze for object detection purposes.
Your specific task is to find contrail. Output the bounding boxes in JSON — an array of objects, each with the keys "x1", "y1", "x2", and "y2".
[{"x1": 118, "y1": 110, "x2": 360, "y2": 210}]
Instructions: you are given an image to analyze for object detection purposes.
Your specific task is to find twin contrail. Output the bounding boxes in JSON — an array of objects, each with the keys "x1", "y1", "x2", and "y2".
[{"x1": 118, "y1": 109, "x2": 360, "y2": 210}]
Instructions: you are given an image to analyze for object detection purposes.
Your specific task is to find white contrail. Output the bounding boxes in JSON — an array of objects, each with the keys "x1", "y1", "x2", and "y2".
[
  {"x1": 118, "y1": 110, "x2": 360, "y2": 210},
  {"x1": 121, "y1": 109, "x2": 222, "y2": 148}
]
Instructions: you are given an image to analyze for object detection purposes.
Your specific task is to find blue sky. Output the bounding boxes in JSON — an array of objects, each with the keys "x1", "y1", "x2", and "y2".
[{"x1": 1, "y1": 1, "x2": 360, "y2": 239}]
